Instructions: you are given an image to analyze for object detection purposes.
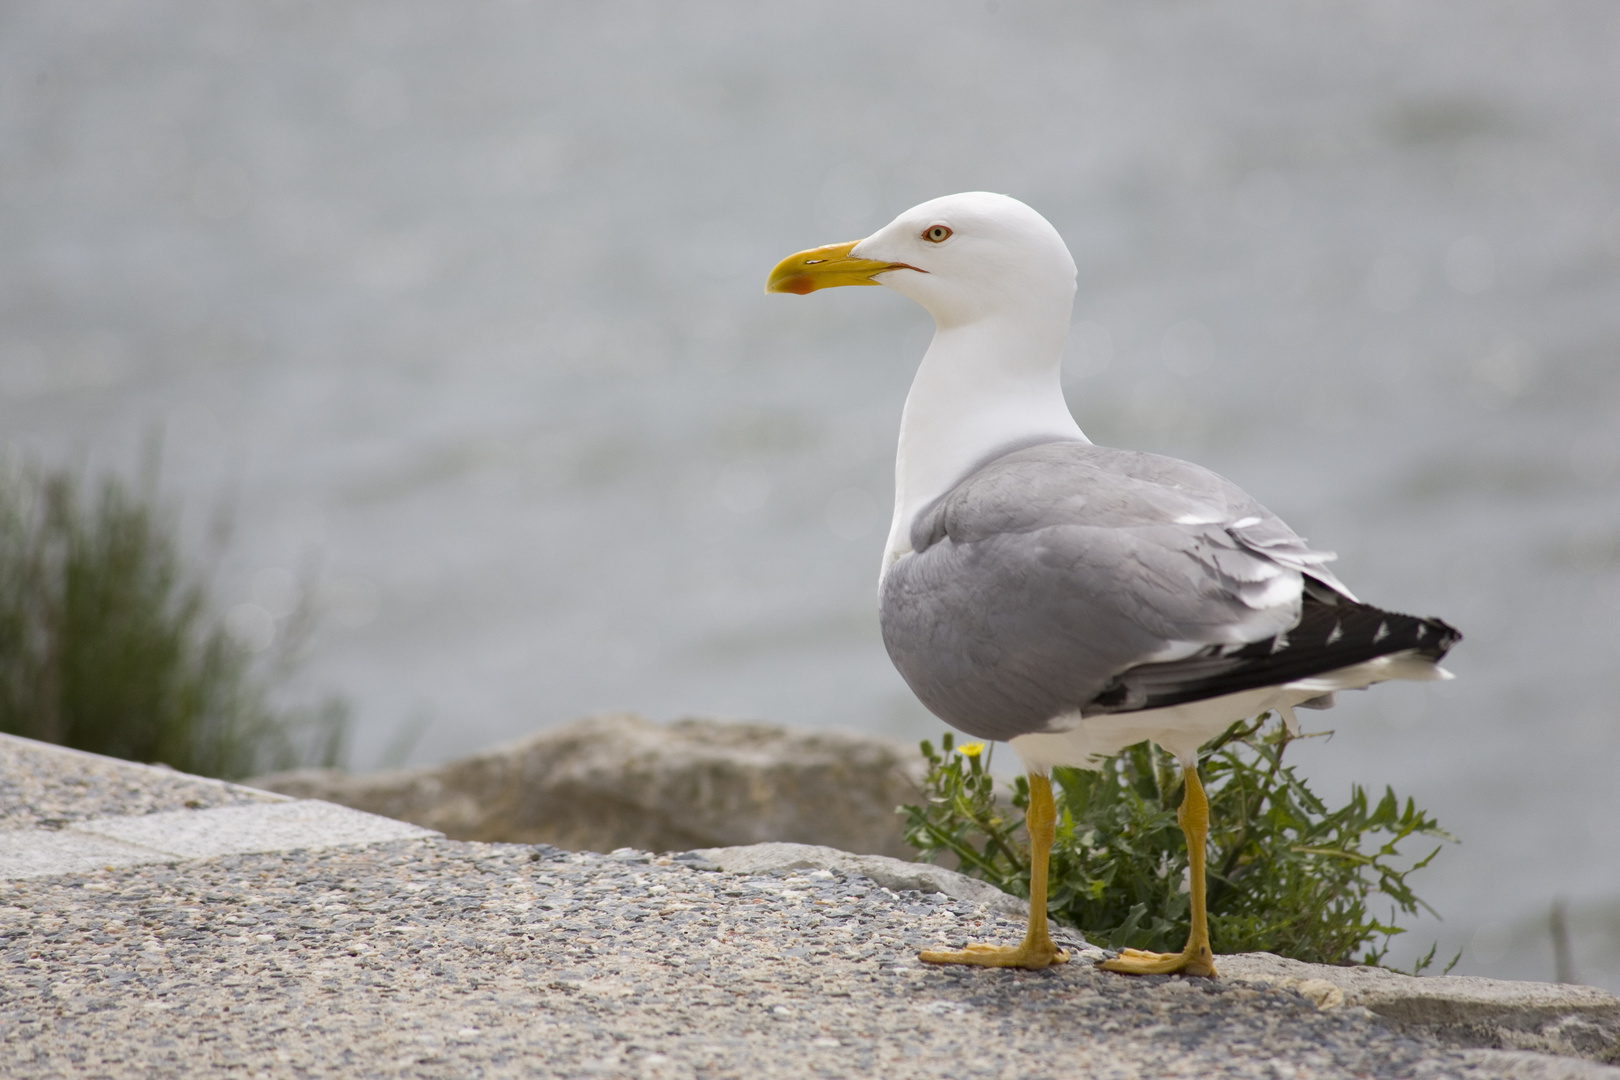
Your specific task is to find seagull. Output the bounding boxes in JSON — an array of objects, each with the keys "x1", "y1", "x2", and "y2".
[{"x1": 766, "y1": 192, "x2": 1460, "y2": 977}]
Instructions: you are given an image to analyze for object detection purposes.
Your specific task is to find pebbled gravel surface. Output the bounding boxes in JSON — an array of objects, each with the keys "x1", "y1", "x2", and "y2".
[
  {"x1": 0, "y1": 838, "x2": 1506, "y2": 1079},
  {"x1": 0, "y1": 734, "x2": 281, "y2": 831}
]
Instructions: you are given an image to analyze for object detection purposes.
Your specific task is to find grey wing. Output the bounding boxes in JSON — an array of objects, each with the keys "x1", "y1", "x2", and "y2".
[{"x1": 878, "y1": 441, "x2": 1350, "y2": 741}]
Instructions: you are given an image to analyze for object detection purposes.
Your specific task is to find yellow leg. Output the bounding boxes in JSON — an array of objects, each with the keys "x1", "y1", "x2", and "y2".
[
  {"x1": 919, "y1": 772, "x2": 1070, "y2": 971},
  {"x1": 1100, "y1": 764, "x2": 1218, "y2": 977}
]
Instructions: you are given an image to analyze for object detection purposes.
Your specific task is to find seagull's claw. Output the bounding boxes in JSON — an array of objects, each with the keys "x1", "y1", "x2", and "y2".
[
  {"x1": 1099, "y1": 945, "x2": 1217, "y2": 978},
  {"x1": 919, "y1": 940, "x2": 1069, "y2": 971}
]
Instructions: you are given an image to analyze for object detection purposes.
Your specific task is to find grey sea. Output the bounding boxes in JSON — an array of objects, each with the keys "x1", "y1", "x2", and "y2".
[{"x1": 3, "y1": 1, "x2": 1618, "y2": 988}]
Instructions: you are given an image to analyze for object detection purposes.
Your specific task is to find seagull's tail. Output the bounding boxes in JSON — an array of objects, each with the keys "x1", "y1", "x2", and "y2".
[{"x1": 1087, "y1": 599, "x2": 1461, "y2": 715}]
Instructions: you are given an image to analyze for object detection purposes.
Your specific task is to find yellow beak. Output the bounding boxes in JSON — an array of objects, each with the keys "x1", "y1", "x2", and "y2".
[{"x1": 765, "y1": 240, "x2": 919, "y2": 295}]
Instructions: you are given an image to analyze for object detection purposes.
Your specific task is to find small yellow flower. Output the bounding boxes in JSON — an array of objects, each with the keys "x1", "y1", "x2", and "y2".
[{"x1": 957, "y1": 742, "x2": 985, "y2": 758}]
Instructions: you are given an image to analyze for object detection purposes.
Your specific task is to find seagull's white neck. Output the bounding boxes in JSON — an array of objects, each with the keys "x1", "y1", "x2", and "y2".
[{"x1": 882, "y1": 310, "x2": 1085, "y2": 576}]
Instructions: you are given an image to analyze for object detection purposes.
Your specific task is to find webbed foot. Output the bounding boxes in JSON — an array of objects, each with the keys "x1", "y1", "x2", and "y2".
[
  {"x1": 920, "y1": 939, "x2": 1069, "y2": 971},
  {"x1": 1099, "y1": 944, "x2": 1216, "y2": 978}
]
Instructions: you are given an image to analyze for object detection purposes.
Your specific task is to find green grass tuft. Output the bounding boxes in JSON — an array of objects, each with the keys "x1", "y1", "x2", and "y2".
[
  {"x1": 902, "y1": 716, "x2": 1456, "y2": 969},
  {"x1": 0, "y1": 459, "x2": 346, "y2": 779}
]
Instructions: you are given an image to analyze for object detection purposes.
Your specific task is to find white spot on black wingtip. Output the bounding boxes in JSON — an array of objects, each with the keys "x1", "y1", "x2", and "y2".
[
  {"x1": 1325, "y1": 621, "x2": 1343, "y2": 645},
  {"x1": 1373, "y1": 621, "x2": 1390, "y2": 643},
  {"x1": 1416, "y1": 623, "x2": 1428, "y2": 640}
]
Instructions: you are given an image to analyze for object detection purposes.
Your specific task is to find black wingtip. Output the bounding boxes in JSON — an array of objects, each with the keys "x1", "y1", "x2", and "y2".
[
  {"x1": 1087, "y1": 599, "x2": 1463, "y2": 715},
  {"x1": 1413, "y1": 615, "x2": 1463, "y2": 661}
]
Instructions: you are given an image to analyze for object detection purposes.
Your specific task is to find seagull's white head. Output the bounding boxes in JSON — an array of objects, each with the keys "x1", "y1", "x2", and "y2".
[{"x1": 767, "y1": 192, "x2": 1076, "y2": 329}]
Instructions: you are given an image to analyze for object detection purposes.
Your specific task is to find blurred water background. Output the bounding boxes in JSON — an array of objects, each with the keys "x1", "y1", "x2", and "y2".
[{"x1": 3, "y1": 1, "x2": 1619, "y2": 988}]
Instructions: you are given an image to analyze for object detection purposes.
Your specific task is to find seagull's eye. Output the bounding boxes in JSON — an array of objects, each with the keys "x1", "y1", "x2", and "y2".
[{"x1": 922, "y1": 225, "x2": 952, "y2": 243}]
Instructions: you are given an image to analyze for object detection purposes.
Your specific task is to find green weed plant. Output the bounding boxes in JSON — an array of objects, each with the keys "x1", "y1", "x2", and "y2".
[
  {"x1": 902, "y1": 717, "x2": 1455, "y2": 969},
  {"x1": 0, "y1": 459, "x2": 346, "y2": 779}
]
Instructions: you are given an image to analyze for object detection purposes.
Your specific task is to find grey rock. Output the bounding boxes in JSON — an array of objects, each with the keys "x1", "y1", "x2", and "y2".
[
  {"x1": 1221, "y1": 952, "x2": 1620, "y2": 1065},
  {"x1": 692, "y1": 840, "x2": 1029, "y2": 919},
  {"x1": 250, "y1": 713, "x2": 924, "y2": 858}
]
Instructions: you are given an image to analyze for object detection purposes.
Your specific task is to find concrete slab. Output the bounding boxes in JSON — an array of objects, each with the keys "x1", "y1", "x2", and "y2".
[
  {"x1": 0, "y1": 828, "x2": 170, "y2": 880},
  {"x1": 1, "y1": 800, "x2": 440, "y2": 880},
  {"x1": 73, "y1": 799, "x2": 441, "y2": 861},
  {"x1": 0, "y1": 733, "x2": 285, "y2": 830},
  {"x1": 1222, "y1": 952, "x2": 1620, "y2": 1063},
  {"x1": 694, "y1": 840, "x2": 1027, "y2": 918},
  {"x1": 2, "y1": 733, "x2": 1616, "y2": 1079}
]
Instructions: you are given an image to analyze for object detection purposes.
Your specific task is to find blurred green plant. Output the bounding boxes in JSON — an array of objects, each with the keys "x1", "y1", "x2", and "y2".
[
  {"x1": 0, "y1": 458, "x2": 346, "y2": 779},
  {"x1": 902, "y1": 717, "x2": 1455, "y2": 969}
]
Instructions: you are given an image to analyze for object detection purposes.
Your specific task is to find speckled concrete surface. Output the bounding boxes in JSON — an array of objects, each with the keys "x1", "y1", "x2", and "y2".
[
  {"x1": 0, "y1": 800, "x2": 439, "y2": 880},
  {"x1": 0, "y1": 734, "x2": 283, "y2": 831},
  {"x1": 0, "y1": 839, "x2": 1589, "y2": 1080},
  {"x1": 3, "y1": 735, "x2": 1614, "y2": 1079}
]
